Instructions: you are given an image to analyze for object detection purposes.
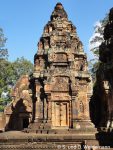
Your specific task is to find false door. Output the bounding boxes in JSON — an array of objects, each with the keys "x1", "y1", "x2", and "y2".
[{"x1": 52, "y1": 102, "x2": 69, "y2": 128}]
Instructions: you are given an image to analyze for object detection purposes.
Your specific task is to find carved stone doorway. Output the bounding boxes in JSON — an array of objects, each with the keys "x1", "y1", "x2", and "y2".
[
  {"x1": 52, "y1": 101, "x2": 69, "y2": 128},
  {"x1": 23, "y1": 118, "x2": 29, "y2": 128},
  {"x1": 19, "y1": 113, "x2": 30, "y2": 130}
]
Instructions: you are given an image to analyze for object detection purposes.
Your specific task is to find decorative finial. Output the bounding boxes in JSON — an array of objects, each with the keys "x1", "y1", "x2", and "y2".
[{"x1": 55, "y1": 2, "x2": 63, "y2": 9}]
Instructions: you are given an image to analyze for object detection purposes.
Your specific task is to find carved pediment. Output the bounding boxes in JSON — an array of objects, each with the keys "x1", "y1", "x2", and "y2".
[{"x1": 52, "y1": 76, "x2": 69, "y2": 91}]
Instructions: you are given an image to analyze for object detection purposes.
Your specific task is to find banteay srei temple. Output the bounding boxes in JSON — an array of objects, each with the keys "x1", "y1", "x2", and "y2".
[{"x1": 0, "y1": 3, "x2": 113, "y2": 149}]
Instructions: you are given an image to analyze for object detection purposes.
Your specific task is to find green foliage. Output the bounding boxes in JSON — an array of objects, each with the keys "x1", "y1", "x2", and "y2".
[
  {"x1": 0, "y1": 58, "x2": 33, "y2": 112},
  {"x1": 0, "y1": 28, "x2": 8, "y2": 59},
  {"x1": 0, "y1": 105, "x2": 4, "y2": 112},
  {"x1": 0, "y1": 27, "x2": 33, "y2": 112},
  {"x1": 12, "y1": 57, "x2": 33, "y2": 83},
  {"x1": 0, "y1": 59, "x2": 12, "y2": 111},
  {"x1": 0, "y1": 57, "x2": 33, "y2": 111},
  {"x1": 89, "y1": 14, "x2": 109, "y2": 83},
  {"x1": 90, "y1": 14, "x2": 109, "y2": 56}
]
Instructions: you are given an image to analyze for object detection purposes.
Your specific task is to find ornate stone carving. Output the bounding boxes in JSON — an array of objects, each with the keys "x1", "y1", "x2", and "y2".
[
  {"x1": 30, "y1": 2, "x2": 93, "y2": 130},
  {"x1": 2, "y1": 3, "x2": 94, "y2": 132}
]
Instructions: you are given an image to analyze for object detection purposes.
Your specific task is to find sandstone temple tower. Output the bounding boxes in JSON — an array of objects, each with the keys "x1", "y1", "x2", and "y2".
[
  {"x1": 28, "y1": 2, "x2": 93, "y2": 132},
  {"x1": 1, "y1": 4, "x2": 113, "y2": 149},
  {"x1": 2, "y1": 3, "x2": 95, "y2": 133}
]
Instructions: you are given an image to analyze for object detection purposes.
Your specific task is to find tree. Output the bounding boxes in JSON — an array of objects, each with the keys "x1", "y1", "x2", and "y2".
[
  {"x1": 0, "y1": 28, "x2": 33, "y2": 111},
  {"x1": 89, "y1": 14, "x2": 109, "y2": 82},
  {"x1": 12, "y1": 57, "x2": 33, "y2": 85},
  {"x1": 0, "y1": 28, "x2": 8, "y2": 59},
  {"x1": 0, "y1": 28, "x2": 9, "y2": 111},
  {"x1": 0, "y1": 57, "x2": 33, "y2": 112}
]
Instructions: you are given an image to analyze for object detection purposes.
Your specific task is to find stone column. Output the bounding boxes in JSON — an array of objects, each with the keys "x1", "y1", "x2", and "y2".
[
  {"x1": 34, "y1": 95, "x2": 40, "y2": 122},
  {"x1": 34, "y1": 79, "x2": 42, "y2": 122},
  {"x1": 44, "y1": 98, "x2": 47, "y2": 120},
  {"x1": 72, "y1": 95, "x2": 78, "y2": 128},
  {"x1": 87, "y1": 93, "x2": 92, "y2": 120},
  {"x1": 46, "y1": 94, "x2": 51, "y2": 122}
]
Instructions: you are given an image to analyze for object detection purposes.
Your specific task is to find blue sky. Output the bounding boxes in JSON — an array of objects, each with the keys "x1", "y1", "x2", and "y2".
[{"x1": 0, "y1": 0, "x2": 113, "y2": 62}]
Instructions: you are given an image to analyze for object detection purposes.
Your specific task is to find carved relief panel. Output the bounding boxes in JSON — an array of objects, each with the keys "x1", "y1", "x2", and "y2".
[
  {"x1": 67, "y1": 24, "x2": 72, "y2": 32},
  {"x1": 74, "y1": 58, "x2": 86, "y2": 71},
  {"x1": 34, "y1": 59, "x2": 40, "y2": 71},
  {"x1": 43, "y1": 38, "x2": 50, "y2": 49},
  {"x1": 77, "y1": 93, "x2": 88, "y2": 119},
  {"x1": 54, "y1": 53, "x2": 67, "y2": 62},
  {"x1": 54, "y1": 66, "x2": 68, "y2": 75},
  {"x1": 79, "y1": 81, "x2": 87, "y2": 92},
  {"x1": 71, "y1": 37, "x2": 79, "y2": 50},
  {"x1": 38, "y1": 41, "x2": 43, "y2": 50},
  {"x1": 57, "y1": 35, "x2": 67, "y2": 42},
  {"x1": 51, "y1": 93, "x2": 71, "y2": 101},
  {"x1": 52, "y1": 77, "x2": 69, "y2": 92},
  {"x1": 48, "y1": 53, "x2": 68, "y2": 63},
  {"x1": 34, "y1": 57, "x2": 45, "y2": 71}
]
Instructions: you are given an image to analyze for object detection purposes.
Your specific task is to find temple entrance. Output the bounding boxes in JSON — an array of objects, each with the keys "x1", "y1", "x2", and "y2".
[
  {"x1": 52, "y1": 102, "x2": 69, "y2": 128},
  {"x1": 19, "y1": 113, "x2": 30, "y2": 130},
  {"x1": 23, "y1": 118, "x2": 29, "y2": 128}
]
